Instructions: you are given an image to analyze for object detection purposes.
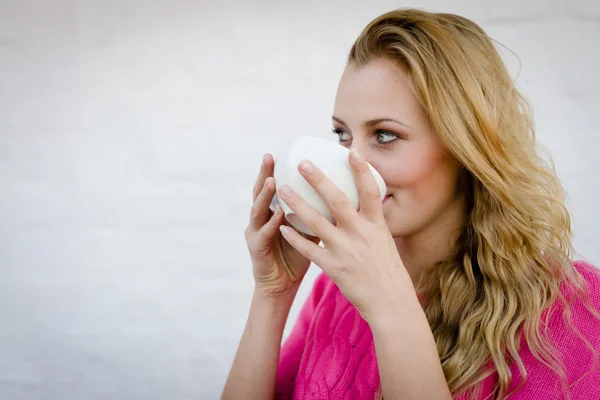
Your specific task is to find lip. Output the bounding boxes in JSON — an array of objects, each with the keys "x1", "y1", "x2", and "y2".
[{"x1": 382, "y1": 195, "x2": 391, "y2": 204}]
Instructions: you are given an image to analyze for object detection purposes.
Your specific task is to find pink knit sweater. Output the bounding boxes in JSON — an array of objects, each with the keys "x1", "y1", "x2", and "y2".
[{"x1": 275, "y1": 261, "x2": 600, "y2": 399}]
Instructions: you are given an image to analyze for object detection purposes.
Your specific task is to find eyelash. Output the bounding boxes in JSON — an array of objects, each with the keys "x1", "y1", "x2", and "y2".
[{"x1": 331, "y1": 128, "x2": 400, "y2": 145}]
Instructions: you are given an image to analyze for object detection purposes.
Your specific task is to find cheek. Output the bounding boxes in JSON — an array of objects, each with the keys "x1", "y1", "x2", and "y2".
[{"x1": 385, "y1": 149, "x2": 459, "y2": 206}]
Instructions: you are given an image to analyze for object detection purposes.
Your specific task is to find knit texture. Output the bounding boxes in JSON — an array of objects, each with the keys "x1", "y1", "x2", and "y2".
[{"x1": 275, "y1": 261, "x2": 600, "y2": 399}]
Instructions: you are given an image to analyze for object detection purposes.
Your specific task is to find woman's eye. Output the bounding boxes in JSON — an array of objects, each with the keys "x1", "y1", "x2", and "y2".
[
  {"x1": 332, "y1": 129, "x2": 351, "y2": 142},
  {"x1": 376, "y1": 130, "x2": 399, "y2": 144},
  {"x1": 331, "y1": 129, "x2": 400, "y2": 145}
]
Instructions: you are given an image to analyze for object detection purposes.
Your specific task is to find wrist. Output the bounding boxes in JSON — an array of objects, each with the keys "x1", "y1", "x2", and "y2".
[
  {"x1": 252, "y1": 284, "x2": 299, "y2": 312},
  {"x1": 246, "y1": 286, "x2": 298, "y2": 340},
  {"x1": 366, "y1": 291, "x2": 425, "y2": 332},
  {"x1": 254, "y1": 276, "x2": 302, "y2": 298}
]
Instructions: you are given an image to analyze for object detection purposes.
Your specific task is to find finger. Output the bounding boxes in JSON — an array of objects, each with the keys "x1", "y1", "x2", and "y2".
[
  {"x1": 277, "y1": 184, "x2": 337, "y2": 242},
  {"x1": 295, "y1": 159, "x2": 358, "y2": 227},
  {"x1": 279, "y1": 224, "x2": 331, "y2": 267},
  {"x1": 249, "y1": 177, "x2": 276, "y2": 231},
  {"x1": 281, "y1": 215, "x2": 321, "y2": 245},
  {"x1": 252, "y1": 154, "x2": 274, "y2": 202},
  {"x1": 349, "y1": 149, "x2": 385, "y2": 222},
  {"x1": 258, "y1": 207, "x2": 285, "y2": 243}
]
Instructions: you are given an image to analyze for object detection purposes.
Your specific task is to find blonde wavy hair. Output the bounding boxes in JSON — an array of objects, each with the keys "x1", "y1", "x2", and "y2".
[{"x1": 347, "y1": 8, "x2": 598, "y2": 400}]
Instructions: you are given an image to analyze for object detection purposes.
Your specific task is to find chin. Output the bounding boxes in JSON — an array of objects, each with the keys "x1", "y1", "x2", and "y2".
[{"x1": 385, "y1": 214, "x2": 423, "y2": 239}]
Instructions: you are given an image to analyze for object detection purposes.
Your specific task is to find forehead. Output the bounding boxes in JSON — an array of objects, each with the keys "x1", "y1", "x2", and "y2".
[{"x1": 333, "y1": 58, "x2": 421, "y2": 120}]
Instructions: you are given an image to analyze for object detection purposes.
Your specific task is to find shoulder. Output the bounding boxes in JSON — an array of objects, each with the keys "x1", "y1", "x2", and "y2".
[
  {"x1": 508, "y1": 260, "x2": 600, "y2": 397},
  {"x1": 572, "y1": 260, "x2": 600, "y2": 295},
  {"x1": 557, "y1": 259, "x2": 600, "y2": 355},
  {"x1": 560, "y1": 260, "x2": 600, "y2": 316},
  {"x1": 546, "y1": 260, "x2": 600, "y2": 352}
]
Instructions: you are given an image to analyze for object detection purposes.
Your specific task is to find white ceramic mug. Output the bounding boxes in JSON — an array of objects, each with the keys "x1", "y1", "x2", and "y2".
[{"x1": 269, "y1": 136, "x2": 386, "y2": 237}]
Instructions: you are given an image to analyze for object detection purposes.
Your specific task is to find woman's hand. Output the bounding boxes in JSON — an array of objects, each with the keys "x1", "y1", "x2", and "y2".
[
  {"x1": 245, "y1": 154, "x2": 321, "y2": 297},
  {"x1": 276, "y1": 149, "x2": 418, "y2": 323}
]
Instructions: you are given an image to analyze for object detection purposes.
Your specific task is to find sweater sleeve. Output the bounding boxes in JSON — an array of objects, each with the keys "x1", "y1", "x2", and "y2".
[{"x1": 275, "y1": 272, "x2": 330, "y2": 399}]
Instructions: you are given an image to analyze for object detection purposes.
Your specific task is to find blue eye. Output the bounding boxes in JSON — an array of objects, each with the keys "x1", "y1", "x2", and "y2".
[
  {"x1": 332, "y1": 128, "x2": 351, "y2": 142},
  {"x1": 331, "y1": 129, "x2": 399, "y2": 145},
  {"x1": 376, "y1": 131, "x2": 398, "y2": 144}
]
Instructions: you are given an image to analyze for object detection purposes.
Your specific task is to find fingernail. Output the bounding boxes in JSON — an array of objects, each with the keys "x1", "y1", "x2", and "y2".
[
  {"x1": 350, "y1": 149, "x2": 362, "y2": 162},
  {"x1": 279, "y1": 185, "x2": 292, "y2": 198},
  {"x1": 299, "y1": 160, "x2": 312, "y2": 174}
]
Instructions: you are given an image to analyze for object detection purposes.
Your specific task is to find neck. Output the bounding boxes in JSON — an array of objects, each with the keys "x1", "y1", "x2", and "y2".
[{"x1": 394, "y1": 195, "x2": 467, "y2": 287}]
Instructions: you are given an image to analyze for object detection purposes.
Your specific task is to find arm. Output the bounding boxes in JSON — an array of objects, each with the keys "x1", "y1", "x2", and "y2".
[
  {"x1": 222, "y1": 272, "x2": 328, "y2": 400},
  {"x1": 221, "y1": 288, "x2": 298, "y2": 400},
  {"x1": 370, "y1": 296, "x2": 452, "y2": 400},
  {"x1": 270, "y1": 154, "x2": 452, "y2": 398}
]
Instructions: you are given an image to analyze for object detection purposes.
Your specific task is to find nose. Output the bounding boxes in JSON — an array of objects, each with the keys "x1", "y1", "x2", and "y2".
[
  {"x1": 349, "y1": 142, "x2": 372, "y2": 165},
  {"x1": 349, "y1": 141, "x2": 383, "y2": 180},
  {"x1": 349, "y1": 141, "x2": 367, "y2": 157}
]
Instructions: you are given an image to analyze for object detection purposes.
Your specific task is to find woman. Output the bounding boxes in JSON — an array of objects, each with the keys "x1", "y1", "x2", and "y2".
[{"x1": 222, "y1": 8, "x2": 600, "y2": 400}]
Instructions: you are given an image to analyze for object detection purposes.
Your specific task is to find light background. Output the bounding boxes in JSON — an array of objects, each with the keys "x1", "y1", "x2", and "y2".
[{"x1": 0, "y1": 1, "x2": 599, "y2": 399}]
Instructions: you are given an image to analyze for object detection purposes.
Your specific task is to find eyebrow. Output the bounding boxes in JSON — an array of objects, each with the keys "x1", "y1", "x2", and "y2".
[{"x1": 332, "y1": 116, "x2": 411, "y2": 129}]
